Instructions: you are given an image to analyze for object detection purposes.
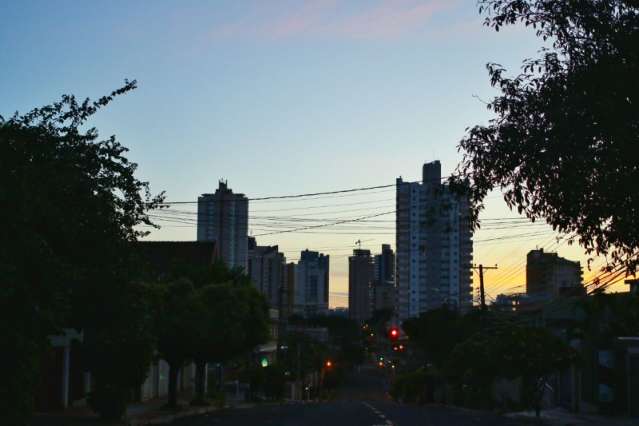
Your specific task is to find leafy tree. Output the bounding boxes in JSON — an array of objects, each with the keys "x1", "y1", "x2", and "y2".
[
  {"x1": 402, "y1": 306, "x2": 467, "y2": 368},
  {"x1": 279, "y1": 333, "x2": 329, "y2": 382},
  {"x1": 447, "y1": 324, "x2": 576, "y2": 416},
  {"x1": 85, "y1": 281, "x2": 156, "y2": 420},
  {"x1": 0, "y1": 81, "x2": 163, "y2": 424},
  {"x1": 306, "y1": 315, "x2": 364, "y2": 366},
  {"x1": 155, "y1": 279, "x2": 199, "y2": 409},
  {"x1": 189, "y1": 282, "x2": 248, "y2": 405},
  {"x1": 234, "y1": 276, "x2": 271, "y2": 354},
  {"x1": 451, "y1": 0, "x2": 639, "y2": 273}
]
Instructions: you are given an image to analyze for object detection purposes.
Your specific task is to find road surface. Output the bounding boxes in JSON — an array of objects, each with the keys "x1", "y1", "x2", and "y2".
[{"x1": 171, "y1": 366, "x2": 524, "y2": 426}]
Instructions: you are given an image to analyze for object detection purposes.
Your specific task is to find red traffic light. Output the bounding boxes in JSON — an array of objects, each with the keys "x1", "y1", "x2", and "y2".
[
  {"x1": 389, "y1": 327, "x2": 399, "y2": 340},
  {"x1": 325, "y1": 360, "x2": 333, "y2": 368}
]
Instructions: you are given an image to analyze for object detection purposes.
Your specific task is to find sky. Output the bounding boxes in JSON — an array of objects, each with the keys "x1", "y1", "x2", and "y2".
[{"x1": 1, "y1": 0, "x2": 627, "y2": 307}]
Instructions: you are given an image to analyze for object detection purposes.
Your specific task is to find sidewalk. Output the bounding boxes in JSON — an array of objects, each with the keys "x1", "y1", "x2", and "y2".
[
  {"x1": 32, "y1": 392, "x2": 239, "y2": 426},
  {"x1": 506, "y1": 407, "x2": 637, "y2": 425}
]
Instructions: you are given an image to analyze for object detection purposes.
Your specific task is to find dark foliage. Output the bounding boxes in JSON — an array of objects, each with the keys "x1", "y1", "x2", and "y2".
[
  {"x1": 0, "y1": 81, "x2": 164, "y2": 424},
  {"x1": 450, "y1": 0, "x2": 639, "y2": 274},
  {"x1": 447, "y1": 324, "x2": 576, "y2": 414}
]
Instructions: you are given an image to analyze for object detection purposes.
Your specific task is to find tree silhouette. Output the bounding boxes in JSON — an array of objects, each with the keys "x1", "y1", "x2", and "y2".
[
  {"x1": 0, "y1": 81, "x2": 164, "y2": 423},
  {"x1": 451, "y1": 0, "x2": 639, "y2": 274}
]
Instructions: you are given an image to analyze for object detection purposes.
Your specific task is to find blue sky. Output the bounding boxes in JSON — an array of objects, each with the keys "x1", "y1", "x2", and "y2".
[{"x1": 2, "y1": 1, "x2": 616, "y2": 305}]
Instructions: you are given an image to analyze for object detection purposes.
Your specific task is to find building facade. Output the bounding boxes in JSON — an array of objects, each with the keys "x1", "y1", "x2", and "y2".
[
  {"x1": 284, "y1": 262, "x2": 296, "y2": 320},
  {"x1": 247, "y1": 237, "x2": 286, "y2": 309},
  {"x1": 374, "y1": 244, "x2": 395, "y2": 284},
  {"x1": 396, "y1": 161, "x2": 473, "y2": 319},
  {"x1": 294, "y1": 250, "x2": 329, "y2": 317},
  {"x1": 349, "y1": 249, "x2": 374, "y2": 323},
  {"x1": 197, "y1": 181, "x2": 248, "y2": 270},
  {"x1": 373, "y1": 280, "x2": 395, "y2": 312},
  {"x1": 372, "y1": 244, "x2": 396, "y2": 313},
  {"x1": 526, "y1": 248, "x2": 583, "y2": 302}
]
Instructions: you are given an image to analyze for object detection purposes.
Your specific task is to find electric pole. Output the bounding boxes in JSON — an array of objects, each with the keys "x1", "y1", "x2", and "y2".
[{"x1": 472, "y1": 264, "x2": 498, "y2": 310}]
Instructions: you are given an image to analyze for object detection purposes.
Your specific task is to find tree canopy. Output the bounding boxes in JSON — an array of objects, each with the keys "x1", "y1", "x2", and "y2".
[
  {"x1": 447, "y1": 324, "x2": 576, "y2": 415},
  {"x1": 0, "y1": 81, "x2": 164, "y2": 423},
  {"x1": 451, "y1": 0, "x2": 639, "y2": 274}
]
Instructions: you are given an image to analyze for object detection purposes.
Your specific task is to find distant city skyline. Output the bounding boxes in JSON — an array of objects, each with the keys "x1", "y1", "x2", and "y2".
[{"x1": 1, "y1": 1, "x2": 619, "y2": 307}]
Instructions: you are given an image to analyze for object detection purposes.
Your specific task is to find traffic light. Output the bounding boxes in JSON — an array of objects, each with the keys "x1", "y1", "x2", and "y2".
[
  {"x1": 325, "y1": 360, "x2": 333, "y2": 368},
  {"x1": 389, "y1": 326, "x2": 399, "y2": 341}
]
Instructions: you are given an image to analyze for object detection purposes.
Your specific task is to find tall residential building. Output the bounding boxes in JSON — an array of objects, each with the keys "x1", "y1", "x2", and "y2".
[
  {"x1": 526, "y1": 249, "x2": 583, "y2": 301},
  {"x1": 294, "y1": 250, "x2": 329, "y2": 317},
  {"x1": 247, "y1": 237, "x2": 286, "y2": 309},
  {"x1": 197, "y1": 181, "x2": 248, "y2": 270},
  {"x1": 396, "y1": 161, "x2": 473, "y2": 319},
  {"x1": 373, "y1": 280, "x2": 395, "y2": 312},
  {"x1": 372, "y1": 244, "x2": 396, "y2": 313},
  {"x1": 349, "y1": 249, "x2": 374, "y2": 323},
  {"x1": 284, "y1": 262, "x2": 296, "y2": 320},
  {"x1": 374, "y1": 244, "x2": 395, "y2": 284}
]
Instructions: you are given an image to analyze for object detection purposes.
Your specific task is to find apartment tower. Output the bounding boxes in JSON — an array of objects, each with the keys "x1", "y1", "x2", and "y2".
[
  {"x1": 396, "y1": 161, "x2": 473, "y2": 319},
  {"x1": 197, "y1": 181, "x2": 248, "y2": 270}
]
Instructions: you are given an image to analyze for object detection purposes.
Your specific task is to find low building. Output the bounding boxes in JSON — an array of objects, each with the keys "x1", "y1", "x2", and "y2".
[
  {"x1": 135, "y1": 240, "x2": 219, "y2": 279},
  {"x1": 526, "y1": 249, "x2": 584, "y2": 302}
]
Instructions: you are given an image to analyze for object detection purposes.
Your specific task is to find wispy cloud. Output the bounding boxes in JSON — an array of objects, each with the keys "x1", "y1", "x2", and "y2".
[{"x1": 210, "y1": 0, "x2": 458, "y2": 41}]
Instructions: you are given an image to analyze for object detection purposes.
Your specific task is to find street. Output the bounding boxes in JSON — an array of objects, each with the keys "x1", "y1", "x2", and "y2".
[{"x1": 171, "y1": 366, "x2": 523, "y2": 426}]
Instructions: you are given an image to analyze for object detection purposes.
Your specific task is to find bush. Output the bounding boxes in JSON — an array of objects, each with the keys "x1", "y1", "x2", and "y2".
[
  {"x1": 263, "y1": 365, "x2": 287, "y2": 400},
  {"x1": 390, "y1": 369, "x2": 434, "y2": 404},
  {"x1": 88, "y1": 384, "x2": 128, "y2": 421}
]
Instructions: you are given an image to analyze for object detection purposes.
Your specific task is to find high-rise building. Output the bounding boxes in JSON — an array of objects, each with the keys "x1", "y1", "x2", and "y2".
[
  {"x1": 374, "y1": 244, "x2": 395, "y2": 284},
  {"x1": 396, "y1": 161, "x2": 473, "y2": 319},
  {"x1": 197, "y1": 181, "x2": 248, "y2": 270},
  {"x1": 294, "y1": 250, "x2": 329, "y2": 317},
  {"x1": 348, "y1": 249, "x2": 374, "y2": 323},
  {"x1": 526, "y1": 249, "x2": 583, "y2": 301},
  {"x1": 373, "y1": 280, "x2": 395, "y2": 312},
  {"x1": 371, "y1": 244, "x2": 396, "y2": 314},
  {"x1": 284, "y1": 262, "x2": 296, "y2": 320},
  {"x1": 247, "y1": 237, "x2": 286, "y2": 309}
]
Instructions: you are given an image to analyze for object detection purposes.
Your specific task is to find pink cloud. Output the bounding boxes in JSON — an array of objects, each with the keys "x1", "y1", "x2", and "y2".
[
  {"x1": 209, "y1": 0, "x2": 458, "y2": 41},
  {"x1": 331, "y1": 0, "x2": 454, "y2": 40}
]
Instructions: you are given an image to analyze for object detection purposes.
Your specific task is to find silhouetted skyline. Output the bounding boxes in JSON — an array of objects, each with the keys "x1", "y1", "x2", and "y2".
[{"x1": 1, "y1": 1, "x2": 616, "y2": 306}]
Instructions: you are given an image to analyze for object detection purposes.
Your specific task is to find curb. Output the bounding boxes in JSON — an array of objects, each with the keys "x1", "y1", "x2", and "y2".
[{"x1": 128, "y1": 406, "x2": 221, "y2": 425}]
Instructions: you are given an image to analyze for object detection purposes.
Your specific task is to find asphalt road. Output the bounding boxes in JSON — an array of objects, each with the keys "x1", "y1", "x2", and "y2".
[{"x1": 171, "y1": 366, "x2": 524, "y2": 426}]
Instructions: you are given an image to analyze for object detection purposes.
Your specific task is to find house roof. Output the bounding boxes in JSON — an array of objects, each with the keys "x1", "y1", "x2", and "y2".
[{"x1": 134, "y1": 241, "x2": 218, "y2": 278}]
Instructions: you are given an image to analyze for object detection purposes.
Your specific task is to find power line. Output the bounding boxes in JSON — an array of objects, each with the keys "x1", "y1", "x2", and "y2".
[
  {"x1": 153, "y1": 176, "x2": 459, "y2": 205},
  {"x1": 252, "y1": 210, "x2": 396, "y2": 237}
]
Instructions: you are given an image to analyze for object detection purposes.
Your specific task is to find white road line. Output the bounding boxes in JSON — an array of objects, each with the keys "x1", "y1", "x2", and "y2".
[{"x1": 362, "y1": 402, "x2": 394, "y2": 426}]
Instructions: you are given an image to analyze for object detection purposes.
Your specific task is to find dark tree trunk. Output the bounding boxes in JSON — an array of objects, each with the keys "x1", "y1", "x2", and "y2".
[
  {"x1": 192, "y1": 360, "x2": 207, "y2": 405},
  {"x1": 167, "y1": 362, "x2": 181, "y2": 409}
]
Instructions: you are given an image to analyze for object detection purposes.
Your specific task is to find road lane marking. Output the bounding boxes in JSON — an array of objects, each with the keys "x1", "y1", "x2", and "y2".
[{"x1": 362, "y1": 402, "x2": 394, "y2": 426}]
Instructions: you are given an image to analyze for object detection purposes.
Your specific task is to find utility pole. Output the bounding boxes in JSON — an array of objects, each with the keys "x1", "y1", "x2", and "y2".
[
  {"x1": 296, "y1": 343, "x2": 302, "y2": 401},
  {"x1": 472, "y1": 264, "x2": 498, "y2": 310}
]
